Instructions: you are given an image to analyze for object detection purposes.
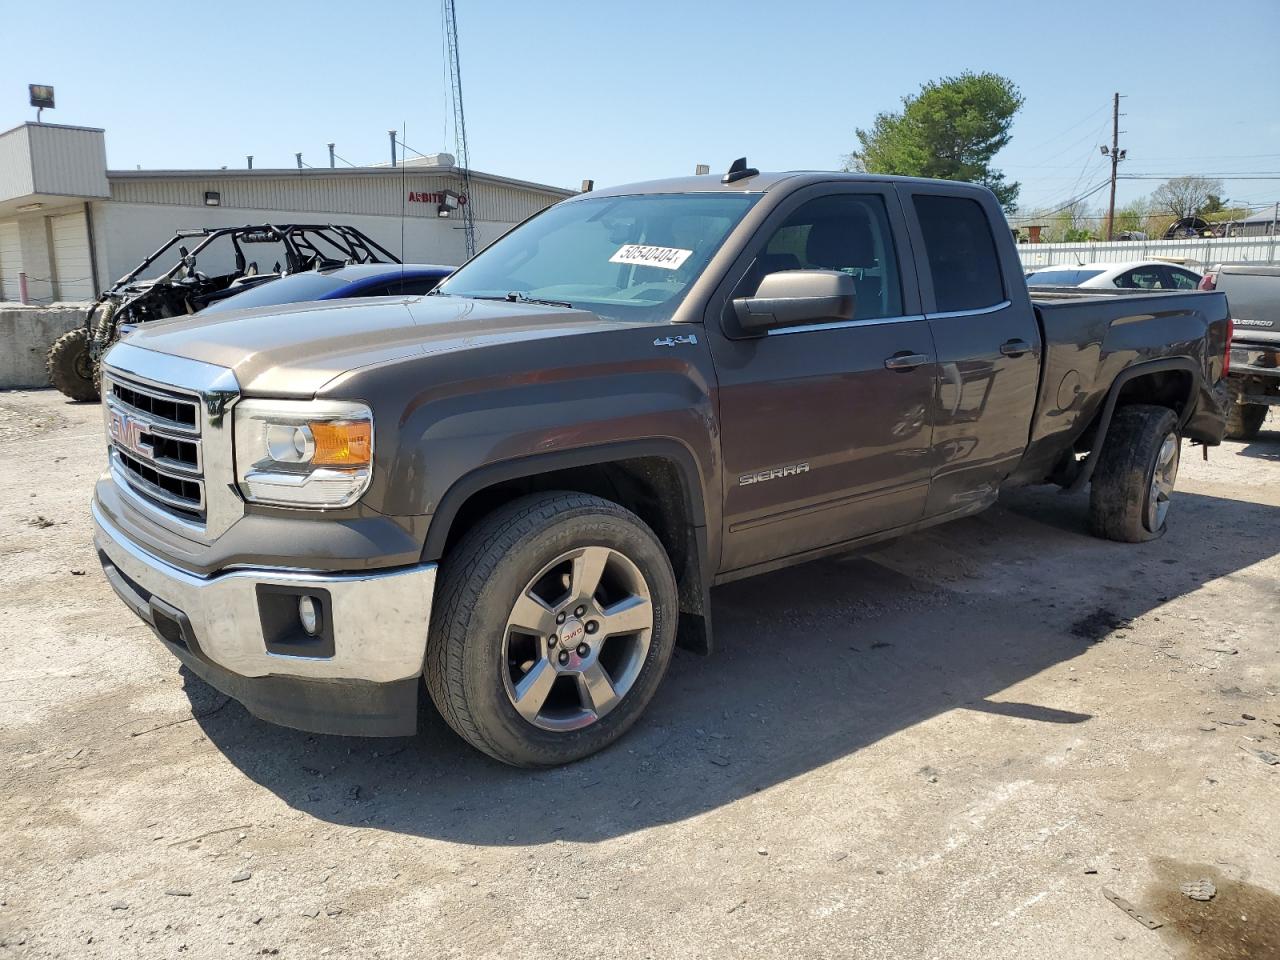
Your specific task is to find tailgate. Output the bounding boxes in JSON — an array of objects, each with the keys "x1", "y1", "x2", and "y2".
[{"x1": 1218, "y1": 265, "x2": 1280, "y2": 348}]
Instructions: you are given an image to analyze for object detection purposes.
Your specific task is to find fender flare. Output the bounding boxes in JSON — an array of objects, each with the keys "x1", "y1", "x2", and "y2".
[
  {"x1": 422, "y1": 438, "x2": 711, "y2": 563},
  {"x1": 1065, "y1": 357, "x2": 1201, "y2": 494},
  {"x1": 422, "y1": 438, "x2": 716, "y2": 654}
]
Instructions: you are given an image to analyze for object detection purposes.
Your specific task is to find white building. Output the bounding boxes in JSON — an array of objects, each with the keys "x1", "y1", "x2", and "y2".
[{"x1": 0, "y1": 121, "x2": 573, "y2": 303}]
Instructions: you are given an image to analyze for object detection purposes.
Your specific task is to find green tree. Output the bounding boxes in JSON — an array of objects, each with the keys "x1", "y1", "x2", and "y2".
[
  {"x1": 1200, "y1": 195, "x2": 1247, "y2": 225},
  {"x1": 1109, "y1": 198, "x2": 1152, "y2": 237},
  {"x1": 1151, "y1": 176, "x2": 1224, "y2": 220},
  {"x1": 1062, "y1": 226, "x2": 1097, "y2": 242},
  {"x1": 845, "y1": 72, "x2": 1025, "y2": 211}
]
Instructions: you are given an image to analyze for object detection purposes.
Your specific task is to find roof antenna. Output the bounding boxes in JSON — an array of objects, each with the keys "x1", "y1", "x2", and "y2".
[{"x1": 722, "y1": 157, "x2": 758, "y2": 185}]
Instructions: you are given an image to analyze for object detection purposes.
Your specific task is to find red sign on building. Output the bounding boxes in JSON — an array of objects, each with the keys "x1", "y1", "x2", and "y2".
[{"x1": 407, "y1": 191, "x2": 468, "y2": 205}]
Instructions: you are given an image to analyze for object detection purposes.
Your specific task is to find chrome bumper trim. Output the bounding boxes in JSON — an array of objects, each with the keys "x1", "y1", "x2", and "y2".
[{"x1": 93, "y1": 499, "x2": 436, "y2": 683}]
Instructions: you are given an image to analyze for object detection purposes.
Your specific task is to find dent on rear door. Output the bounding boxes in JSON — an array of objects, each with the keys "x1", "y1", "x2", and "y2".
[{"x1": 903, "y1": 188, "x2": 1042, "y2": 517}]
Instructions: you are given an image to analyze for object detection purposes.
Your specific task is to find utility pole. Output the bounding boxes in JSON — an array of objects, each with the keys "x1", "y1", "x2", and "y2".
[{"x1": 1103, "y1": 92, "x2": 1126, "y2": 241}]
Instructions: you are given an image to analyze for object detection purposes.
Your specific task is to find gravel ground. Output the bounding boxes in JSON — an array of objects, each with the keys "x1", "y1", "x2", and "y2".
[{"x1": 1, "y1": 390, "x2": 1277, "y2": 960}]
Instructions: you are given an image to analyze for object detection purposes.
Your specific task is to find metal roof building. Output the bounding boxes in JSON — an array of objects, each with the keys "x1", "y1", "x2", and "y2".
[{"x1": 0, "y1": 122, "x2": 573, "y2": 303}]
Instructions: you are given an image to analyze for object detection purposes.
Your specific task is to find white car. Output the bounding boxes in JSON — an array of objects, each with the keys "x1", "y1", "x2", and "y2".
[{"x1": 1024, "y1": 260, "x2": 1203, "y2": 291}]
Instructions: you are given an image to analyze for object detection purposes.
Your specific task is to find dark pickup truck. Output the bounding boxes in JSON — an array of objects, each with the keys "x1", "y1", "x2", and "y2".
[{"x1": 93, "y1": 163, "x2": 1230, "y2": 766}]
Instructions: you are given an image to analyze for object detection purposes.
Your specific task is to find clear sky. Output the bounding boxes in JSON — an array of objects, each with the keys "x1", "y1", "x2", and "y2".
[{"x1": 4, "y1": 0, "x2": 1278, "y2": 217}]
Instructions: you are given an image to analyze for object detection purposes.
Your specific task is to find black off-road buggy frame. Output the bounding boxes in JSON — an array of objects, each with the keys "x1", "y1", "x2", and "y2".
[{"x1": 46, "y1": 224, "x2": 400, "y2": 401}]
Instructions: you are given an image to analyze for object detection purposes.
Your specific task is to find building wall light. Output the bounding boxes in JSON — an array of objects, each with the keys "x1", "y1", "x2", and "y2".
[{"x1": 437, "y1": 191, "x2": 461, "y2": 218}]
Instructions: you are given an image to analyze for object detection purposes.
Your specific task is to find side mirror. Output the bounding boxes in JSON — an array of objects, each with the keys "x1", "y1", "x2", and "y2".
[{"x1": 732, "y1": 269, "x2": 856, "y2": 333}]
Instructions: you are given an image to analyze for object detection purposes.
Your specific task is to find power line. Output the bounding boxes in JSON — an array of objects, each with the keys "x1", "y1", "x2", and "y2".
[
  {"x1": 1009, "y1": 179, "x2": 1112, "y2": 223},
  {"x1": 1126, "y1": 152, "x2": 1280, "y2": 162},
  {"x1": 1017, "y1": 112, "x2": 1113, "y2": 214},
  {"x1": 1121, "y1": 174, "x2": 1280, "y2": 181},
  {"x1": 1017, "y1": 104, "x2": 1110, "y2": 154},
  {"x1": 1065, "y1": 138, "x2": 1109, "y2": 203},
  {"x1": 1007, "y1": 116, "x2": 1114, "y2": 172}
]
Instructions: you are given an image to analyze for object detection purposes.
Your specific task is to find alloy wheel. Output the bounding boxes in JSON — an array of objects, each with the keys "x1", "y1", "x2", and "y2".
[
  {"x1": 1146, "y1": 432, "x2": 1180, "y2": 531},
  {"x1": 500, "y1": 545, "x2": 653, "y2": 732}
]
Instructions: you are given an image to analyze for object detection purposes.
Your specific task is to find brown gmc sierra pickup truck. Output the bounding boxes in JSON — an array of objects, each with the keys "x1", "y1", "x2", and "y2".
[{"x1": 93, "y1": 161, "x2": 1231, "y2": 765}]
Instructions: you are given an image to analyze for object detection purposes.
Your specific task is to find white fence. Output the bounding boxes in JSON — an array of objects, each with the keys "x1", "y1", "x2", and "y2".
[{"x1": 1016, "y1": 236, "x2": 1279, "y2": 270}]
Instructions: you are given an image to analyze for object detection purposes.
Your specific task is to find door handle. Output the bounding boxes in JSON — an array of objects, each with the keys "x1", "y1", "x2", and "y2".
[
  {"x1": 884, "y1": 352, "x2": 929, "y2": 371},
  {"x1": 1000, "y1": 339, "x2": 1032, "y2": 358}
]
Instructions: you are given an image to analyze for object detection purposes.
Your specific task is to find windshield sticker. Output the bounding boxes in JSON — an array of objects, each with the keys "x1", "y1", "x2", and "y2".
[{"x1": 609, "y1": 244, "x2": 693, "y2": 271}]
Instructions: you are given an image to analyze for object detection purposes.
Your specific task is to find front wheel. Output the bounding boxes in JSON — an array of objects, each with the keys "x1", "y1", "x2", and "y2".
[
  {"x1": 45, "y1": 327, "x2": 98, "y2": 401},
  {"x1": 425, "y1": 492, "x2": 678, "y2": 766},
  {"x1": 1088, "y1": 404, "x2": 1181, "y2": 543}
]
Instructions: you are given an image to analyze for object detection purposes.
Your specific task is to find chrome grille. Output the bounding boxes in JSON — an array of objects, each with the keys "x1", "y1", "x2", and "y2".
[
  {"x1": 110, "y1": 381, "x2": 198, "y2": 430},
  {"x1": 105, "y1": 374, "x2": 205, "y2": 519}
]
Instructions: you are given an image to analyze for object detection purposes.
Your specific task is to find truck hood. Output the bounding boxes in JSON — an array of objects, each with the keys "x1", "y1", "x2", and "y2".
[{"x1": 119, "y1": 295, "x2": 640, "y2": 395}]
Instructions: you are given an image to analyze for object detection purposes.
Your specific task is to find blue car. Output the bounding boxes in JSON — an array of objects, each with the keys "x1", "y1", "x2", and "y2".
[{"x1": 199, "y1": 263, "x2": 453, "y2": 315}]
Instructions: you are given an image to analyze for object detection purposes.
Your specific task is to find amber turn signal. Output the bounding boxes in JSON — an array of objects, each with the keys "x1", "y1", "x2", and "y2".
[{"x1": 309, "y1": 420, "x2": 372, "y2": 466}]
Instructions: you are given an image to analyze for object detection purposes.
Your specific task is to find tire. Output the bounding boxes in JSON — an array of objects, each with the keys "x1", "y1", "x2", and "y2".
[
  {"x1": 425, "y1": 491, "x2": 679, "y2": 767},
  {"x1": 90, "y1": 302, "x2": 117, "y2": 399},
  {"x1": 1088, "y1": 404, "x2": 1181, "y2": 543},
  {"x1": 45, "y1": 327, "x2": 99, "y2": 402},
  {"x1": 1225, "y1": 381, "x2": 1267, "y2": 440}
]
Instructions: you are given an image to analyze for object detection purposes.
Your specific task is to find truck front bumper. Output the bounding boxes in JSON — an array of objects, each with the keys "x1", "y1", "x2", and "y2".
[{"x1": 92, "y1": 500, "x2": 436, "y2": 737}]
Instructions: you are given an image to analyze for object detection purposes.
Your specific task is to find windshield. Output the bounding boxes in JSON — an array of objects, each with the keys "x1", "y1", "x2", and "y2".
[
  {"x1": 200, "y1": 271, "x2": 351, "y2": 313},
  {"x1": 1025, "y1": 268, "x2": 1104, "y2": 286},
  {"x1": 436, "y1": 193, "x2": 760, "y2": 321}
]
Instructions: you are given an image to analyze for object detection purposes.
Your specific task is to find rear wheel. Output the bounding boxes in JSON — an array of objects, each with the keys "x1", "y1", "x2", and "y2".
[
  {"x1": 1088, "y1": 404, "x2": 1181, "y2": 543},
  {"x1": 1225, "y1": 381, "x2": 1267, "y2": 440},
  {"x1": 45, "y1": 327, "x2": 98, "y2": 401},
  {"x1": 425, "y1": 492, "x2": 678, "y2": 766}
]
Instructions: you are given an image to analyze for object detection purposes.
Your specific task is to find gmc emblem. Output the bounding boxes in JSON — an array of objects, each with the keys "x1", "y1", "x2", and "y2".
[{"x1": 108, "y1": 408, "x2": 154, "y2": 461}]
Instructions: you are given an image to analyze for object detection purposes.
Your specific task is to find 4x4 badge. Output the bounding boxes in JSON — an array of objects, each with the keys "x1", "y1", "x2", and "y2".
[{"x1": 654, "y1": 334, "x2": 698, "y2": 347}]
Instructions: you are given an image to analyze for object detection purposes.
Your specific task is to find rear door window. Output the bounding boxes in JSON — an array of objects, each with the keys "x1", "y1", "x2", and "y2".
[{"x1": 913, "y1": 195, "x2": 1005, "y2": 312}]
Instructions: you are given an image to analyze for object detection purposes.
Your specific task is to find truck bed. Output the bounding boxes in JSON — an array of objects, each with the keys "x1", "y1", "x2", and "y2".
[{"x1": 1009, "y1": 288, "x2": 1230, "y2": 484}]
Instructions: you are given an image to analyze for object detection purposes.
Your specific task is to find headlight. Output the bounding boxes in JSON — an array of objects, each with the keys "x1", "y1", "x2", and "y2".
[{"x1": 234, "y1": 399, "x2": 373, "y2": 508}]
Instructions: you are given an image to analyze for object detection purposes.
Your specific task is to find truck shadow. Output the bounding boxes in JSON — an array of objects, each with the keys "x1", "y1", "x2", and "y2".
[
  {"x1": 186, "y1": 486, "x2": 1279, "y2": 846},
  {"x1": 1236, "y1": 426, "x2": 1280, "y2": 461}
]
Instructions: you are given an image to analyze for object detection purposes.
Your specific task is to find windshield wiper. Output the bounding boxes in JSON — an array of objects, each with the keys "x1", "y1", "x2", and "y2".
[
  {"x1": 504, "y1": 291, "x2": 573, "y2": 309},
  {"x1": 449, "y1": 292, "x2": 575, "y2": 308}
]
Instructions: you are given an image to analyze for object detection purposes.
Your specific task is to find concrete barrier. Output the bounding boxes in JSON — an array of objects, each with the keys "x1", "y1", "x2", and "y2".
[{"x1": 0, "y1": 303, "x2": 90, "y2": 389}]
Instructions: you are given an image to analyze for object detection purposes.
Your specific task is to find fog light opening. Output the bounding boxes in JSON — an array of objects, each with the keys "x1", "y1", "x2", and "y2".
[{"x1": 298, "y1": 595, "x2": 321, "y2": 636}]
